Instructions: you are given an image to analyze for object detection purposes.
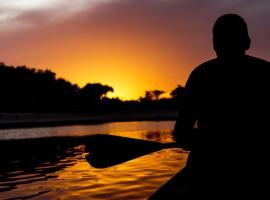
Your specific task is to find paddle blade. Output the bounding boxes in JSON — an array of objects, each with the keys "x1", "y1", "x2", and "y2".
[{"x1": 85, "y1": 134, "x2": 167, "y2": 168}]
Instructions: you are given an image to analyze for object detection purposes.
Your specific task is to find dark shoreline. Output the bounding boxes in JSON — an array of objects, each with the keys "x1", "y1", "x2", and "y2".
[{"x1": 0, "y1": 110, "x2": 178, "y2": 129}]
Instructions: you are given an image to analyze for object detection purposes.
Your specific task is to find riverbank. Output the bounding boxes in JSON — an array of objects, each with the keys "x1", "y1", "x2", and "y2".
[{"x1": 0, "y1": 110, "x2": 178, "y2": 129}]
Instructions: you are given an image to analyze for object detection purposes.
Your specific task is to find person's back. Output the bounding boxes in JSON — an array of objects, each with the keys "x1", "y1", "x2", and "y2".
[{"x1": 174, "y1": 14, "x2": 270, "y2": 199}]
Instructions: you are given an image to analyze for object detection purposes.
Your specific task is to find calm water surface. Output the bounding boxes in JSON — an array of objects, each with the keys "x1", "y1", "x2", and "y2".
[{"x1": 0, "y1": 121, "x2": 188, "y2": 200}]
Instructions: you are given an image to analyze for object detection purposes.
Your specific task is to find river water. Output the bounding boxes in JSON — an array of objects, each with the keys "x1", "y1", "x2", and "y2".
[{"x1": 0, "y1": 121, "x2": 188, "y2": 200}]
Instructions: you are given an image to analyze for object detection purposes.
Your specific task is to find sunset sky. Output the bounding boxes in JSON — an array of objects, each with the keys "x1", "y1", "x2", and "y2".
[{"x1": 0, "y1": 0, "x2": 270, "y2": 100}]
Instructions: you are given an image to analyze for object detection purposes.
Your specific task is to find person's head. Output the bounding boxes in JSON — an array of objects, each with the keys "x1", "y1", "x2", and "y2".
[{"x1": 213, "y1": 14, "x2": 250, "y2": 58}]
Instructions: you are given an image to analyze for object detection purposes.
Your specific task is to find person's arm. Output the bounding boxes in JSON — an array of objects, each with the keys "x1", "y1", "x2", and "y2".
[{"x1": 173, "y1": 71, "x2": 199, "y2": 150}]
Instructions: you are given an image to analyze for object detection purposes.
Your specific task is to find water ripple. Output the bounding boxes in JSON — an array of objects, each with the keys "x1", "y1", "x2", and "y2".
[{"x1": 0, "y1": 123, "x2": 188, "y2": 200}]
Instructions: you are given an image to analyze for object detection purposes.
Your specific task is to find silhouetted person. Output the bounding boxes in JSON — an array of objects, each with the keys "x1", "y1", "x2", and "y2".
[{"x1": 174, "y1": 14, "x2": 270, "y2": 199}]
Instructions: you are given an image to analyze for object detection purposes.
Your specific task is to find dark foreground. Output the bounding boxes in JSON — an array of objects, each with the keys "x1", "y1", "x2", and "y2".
[{"x1": 148, "y1": 167, "x2": 191, "y2": 200}]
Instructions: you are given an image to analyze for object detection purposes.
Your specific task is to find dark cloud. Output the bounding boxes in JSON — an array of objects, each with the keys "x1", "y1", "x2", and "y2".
[{"x1": 2, "y1": 0, "x2": 270, "y2": 54}]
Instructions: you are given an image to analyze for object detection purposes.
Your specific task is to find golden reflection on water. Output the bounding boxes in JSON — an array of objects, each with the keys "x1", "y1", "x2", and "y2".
[
  {"x1": 0, "y1": 124, "x2": 188, "y2": 200},
  {"x1": 111, "y1": 130, "x2": 175, "y2": 143}
]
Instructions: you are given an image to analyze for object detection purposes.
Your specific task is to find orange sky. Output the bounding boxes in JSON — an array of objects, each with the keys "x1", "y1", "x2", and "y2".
[{"x1": 0, "y1": 0, "x2": 269, "y2": 100}]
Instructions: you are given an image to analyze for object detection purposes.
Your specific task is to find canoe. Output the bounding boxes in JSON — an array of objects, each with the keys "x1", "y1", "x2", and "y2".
[{"x1": 148, "y1": 167, "x2": 191, "y2": 200}]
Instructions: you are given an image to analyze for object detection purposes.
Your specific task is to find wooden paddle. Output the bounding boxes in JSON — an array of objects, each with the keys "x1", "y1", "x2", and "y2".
[{"x1": 84, "y1": 134, "x2": 181, "y2": 168}]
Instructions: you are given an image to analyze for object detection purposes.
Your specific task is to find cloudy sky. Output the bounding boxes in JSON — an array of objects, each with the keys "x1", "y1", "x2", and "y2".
[{"x1": 0, "y1": 0, "x2": 269, "y2": 99}]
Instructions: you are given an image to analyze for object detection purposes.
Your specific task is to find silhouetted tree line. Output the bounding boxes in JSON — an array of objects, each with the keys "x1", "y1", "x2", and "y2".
[{"x1": 0, "y1": 63, "x2": 184, "y2": 113}]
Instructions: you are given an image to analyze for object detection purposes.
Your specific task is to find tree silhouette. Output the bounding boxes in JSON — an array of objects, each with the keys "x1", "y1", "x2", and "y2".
[
  {"x1": 143, "y1": 91, "x2": 155, "y2": 101},
  {"x1": 80, "y1": 83, "x2": 113, "y2": 103},
  {"x1": 0, "y1": 62, "x2": 181, "y2": 113},
  {"x1": 0, "y1": 63, "x2": 81, "y2": 111},
  {"x1": 170, "y1": 85, "x2": 184, "y2": 101},
  {"x1": 141, "y1": 90, "x2": 165, "y2": 101},
  {"x1": 153, "y1": 90, "x2": 165, "y2": 100}
]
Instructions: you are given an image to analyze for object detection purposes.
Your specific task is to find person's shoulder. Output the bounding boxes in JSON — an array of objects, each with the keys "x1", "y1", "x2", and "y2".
[
  {"x1": 185, "y1": 58, "x2": 218, "y2": 86},
  {"x1": 245, "y1": 55, "x2": 270, "y2": 66},
  {"x1": 190, "y1": 58, "x2": 218, "y2": 76}
]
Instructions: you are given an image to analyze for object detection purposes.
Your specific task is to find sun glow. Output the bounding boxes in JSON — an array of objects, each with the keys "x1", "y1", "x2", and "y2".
[{"x1": 2, "y1": 0, "x2": 252, "y2": 100}]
